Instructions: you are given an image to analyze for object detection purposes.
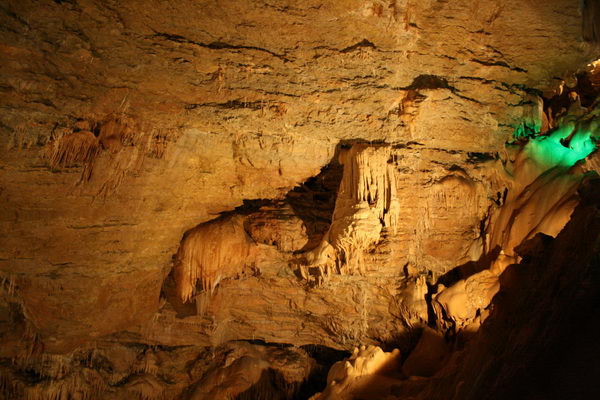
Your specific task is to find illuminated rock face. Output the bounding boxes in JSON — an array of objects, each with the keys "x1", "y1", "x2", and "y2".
[
  {"x1": 488, "y1": 112, "x2": 600, "y2": 256},
  {"x1": 304, "y1": 144, "x2": 399, "y2": 277},
  {"x1": 0, "y1": 0, "x2": 599, "y2": 399},
  {"x1": 431, "y1": 104, "x2": 600, "y2": 336},
  {"x1": 174, "y1": 214, "x2": 256, "y2": 302},
  {"x1": 310, "y1": 345, "x2": 403, "y2": 400}
]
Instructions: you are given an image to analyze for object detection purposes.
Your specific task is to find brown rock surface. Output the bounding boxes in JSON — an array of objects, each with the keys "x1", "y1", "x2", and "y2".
[{"x1": 0, "y1": 0, "x2": 599, "y2": 399}]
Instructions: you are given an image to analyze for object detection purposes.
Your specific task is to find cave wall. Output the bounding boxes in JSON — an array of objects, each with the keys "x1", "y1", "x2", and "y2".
[{"x1": 0, "y1": 1, "x2": 599, "y2": 398}]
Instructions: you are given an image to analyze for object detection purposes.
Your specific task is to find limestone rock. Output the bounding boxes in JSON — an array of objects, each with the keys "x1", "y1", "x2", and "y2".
[
  {"x1": 402, "y1": 327, "x2": 449, "y2": 378},
  {"x1": 244, "y1": 202, "x2": 309, "y2": 252},
  {"x1": 0, "y1": 0, "x2": 598, "y2": 399},
  {"x1": 310, "y1": 345, "x2": 403, "y2": 400}
]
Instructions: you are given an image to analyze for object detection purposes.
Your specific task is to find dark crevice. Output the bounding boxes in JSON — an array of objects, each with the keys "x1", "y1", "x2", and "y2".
[
  {"x1": 392, "y1": 141, "x2": 425, "y2": 149},
  {"x1": 151, "y1": 32, "x2": 291, "y2": 62},
  {"x1": 401, "y1": 74, "x2": 451, "y2": 91},
  {"x1": 499, "y1": 82, "x2": 543, "y2": 97},
  {"x1": 256, "y1": 89, "x2": 301, "y2": 98},
  {"x1": 236, "y1": 339, "x2": 293, "y2": 348},
  {"x1": 340, "y1": 39, "x2": 376, "y2": 53},
  {"x1": 397, "y1": 74, "x2": 484, "y2": 104},
  {"x1": 458, "y1": 76, "x2": 496, "y2": 84},
  {"x1": 434, "y1": 248, "x2": 501, "y2": 290},
  {"x1": 425, "y1": 282, "x2": 438, "y2": 329},
  {"x1": 466, "y1": 152, "x2": 498, "y2": 164},
  {"x1": 297, "y1": 344, "x2": 351, "y2": 399},
  {"x1": 285, "y1": 161, "x2": 343, "y2": 251},
  {"x1": 454, "y1": 93, "x2": 483, "y2": 104},
  {"x1": 185, "y1": 100, "x2": 265, "y2": 111},
  {"x1": 470, "y1": 58, "x2": 527, "y2": 73}
]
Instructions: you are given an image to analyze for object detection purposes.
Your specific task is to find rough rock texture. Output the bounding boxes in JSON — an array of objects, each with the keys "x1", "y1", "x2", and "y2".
[
  {"x1": 0, "y1": 0, "x2": 599, "y2": 399},
  {"x1": 0, "y1": 339, "x2": 316, "y2": 400},
  {"x1": 310, "y1": 345, "x2": 403, "y2": 400},
  {"x1": 301, "y1": 176, "x2": 600, "y2": 400},
  {"x1": 416, "y1": 176, "x2": 600, "y2": 400}
]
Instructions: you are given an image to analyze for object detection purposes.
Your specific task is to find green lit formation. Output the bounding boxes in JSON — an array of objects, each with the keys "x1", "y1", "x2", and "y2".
[
  {"x1": 513, "y1": 121, "x2": 541, "y2": 140},
  {"x1": 526, "y1": 124, "x2": 597, "y2": 168},
  {"x1": 513, "y1": 119, "x2": 598, "y2": 169}
]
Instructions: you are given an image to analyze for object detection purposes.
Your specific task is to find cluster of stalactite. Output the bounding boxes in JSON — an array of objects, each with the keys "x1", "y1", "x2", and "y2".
[
  {"x1": 173, "y1": 214, "x2": 255, "y2": 302},
  {"x1": 304, "y1": 144, "x2": 399, "y2": 278}
]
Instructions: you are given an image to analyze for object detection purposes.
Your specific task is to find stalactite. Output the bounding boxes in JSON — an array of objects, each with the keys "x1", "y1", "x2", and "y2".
[
  {"x1": 582, "y1": 0, "x2": 600, "y2": 43},
  {"x1": 0, "y1": 273, "x2": 17, "y2": 296},
  {"x1": 123, "y1": 374, "x2": 166, "y2": 400},
  {"x1": 0, "y1": 365, "x2": 105, "y2": 400},
  {"x1": 173, "y1": 214, "x2": 255, "y2": 302},
  {"x1": 305, "y1": 144, "x2": 399, "y2": 276},
  {"x1": 42, "y1": 115, "x2": 171, "y2": 194},
  {"x1": 46, "y1": 130, "x2": 100, "y2": 182},
  {"x1": 336, "y1": 145, "x2": 399, "y2": 225}
]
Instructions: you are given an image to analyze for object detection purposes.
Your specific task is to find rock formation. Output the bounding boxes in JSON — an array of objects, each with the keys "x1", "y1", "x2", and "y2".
[
  {"x1": 0, "y1": 0, "x2": 599, "y2": 399},
  {"x1": 304, "y1": 143, "x2": 399, "y2": 279},
  {"x1": 174, "y1": 214, "x2": 256, "y2": 302},
  {"x1": 310, "y1": 345, "x2": 403, "y2": 400}
]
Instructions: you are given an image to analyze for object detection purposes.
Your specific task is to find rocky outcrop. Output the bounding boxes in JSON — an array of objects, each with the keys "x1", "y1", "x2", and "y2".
[
  {"x1": 0, "y1": 340, "x2": 316, "y2": 400},
  {"x1": 297, "y1": 173, "x2": 600, "y2": 400},
  {"x1": 310, "y1": 345, "x2": 403, "y2": 400}
]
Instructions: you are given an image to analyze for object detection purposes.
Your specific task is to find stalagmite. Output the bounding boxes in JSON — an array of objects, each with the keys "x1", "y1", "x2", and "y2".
[
  {"x1": 173, "y1": 214, "x2": 255, "y2": 302},
  {"x1": 309, "y1": 345, "x2": 402, "y2": 400}
]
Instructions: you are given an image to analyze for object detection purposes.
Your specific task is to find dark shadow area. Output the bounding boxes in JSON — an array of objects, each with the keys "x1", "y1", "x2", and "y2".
[
  {"x1": 295, "y1": 344, "x2": 351, "y2": 399},
  {"x1": 285, "y1": 161, "x2": 343, "y2": 251},
  {"x1": 379, "y1": 325, "x2": 425, "y2": 364},
  {"x1": 285, "y1": 139, "x2": 395, "y2": 252},
  {"x1": 422, "y1": 176, "x2": 600, "y2": 400},
  {"x1": 435, "y1": 246, "x2": 501, "y2": 289},
  {"x1": 544, "y1": 71, "x2": 600, "y2": 119},
  {"x1": 235, "y1": 199, "x2": 278, "y2": 215},
  {"x1": 234, "y1": 368, "x2": 301, "y2": 400}
]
